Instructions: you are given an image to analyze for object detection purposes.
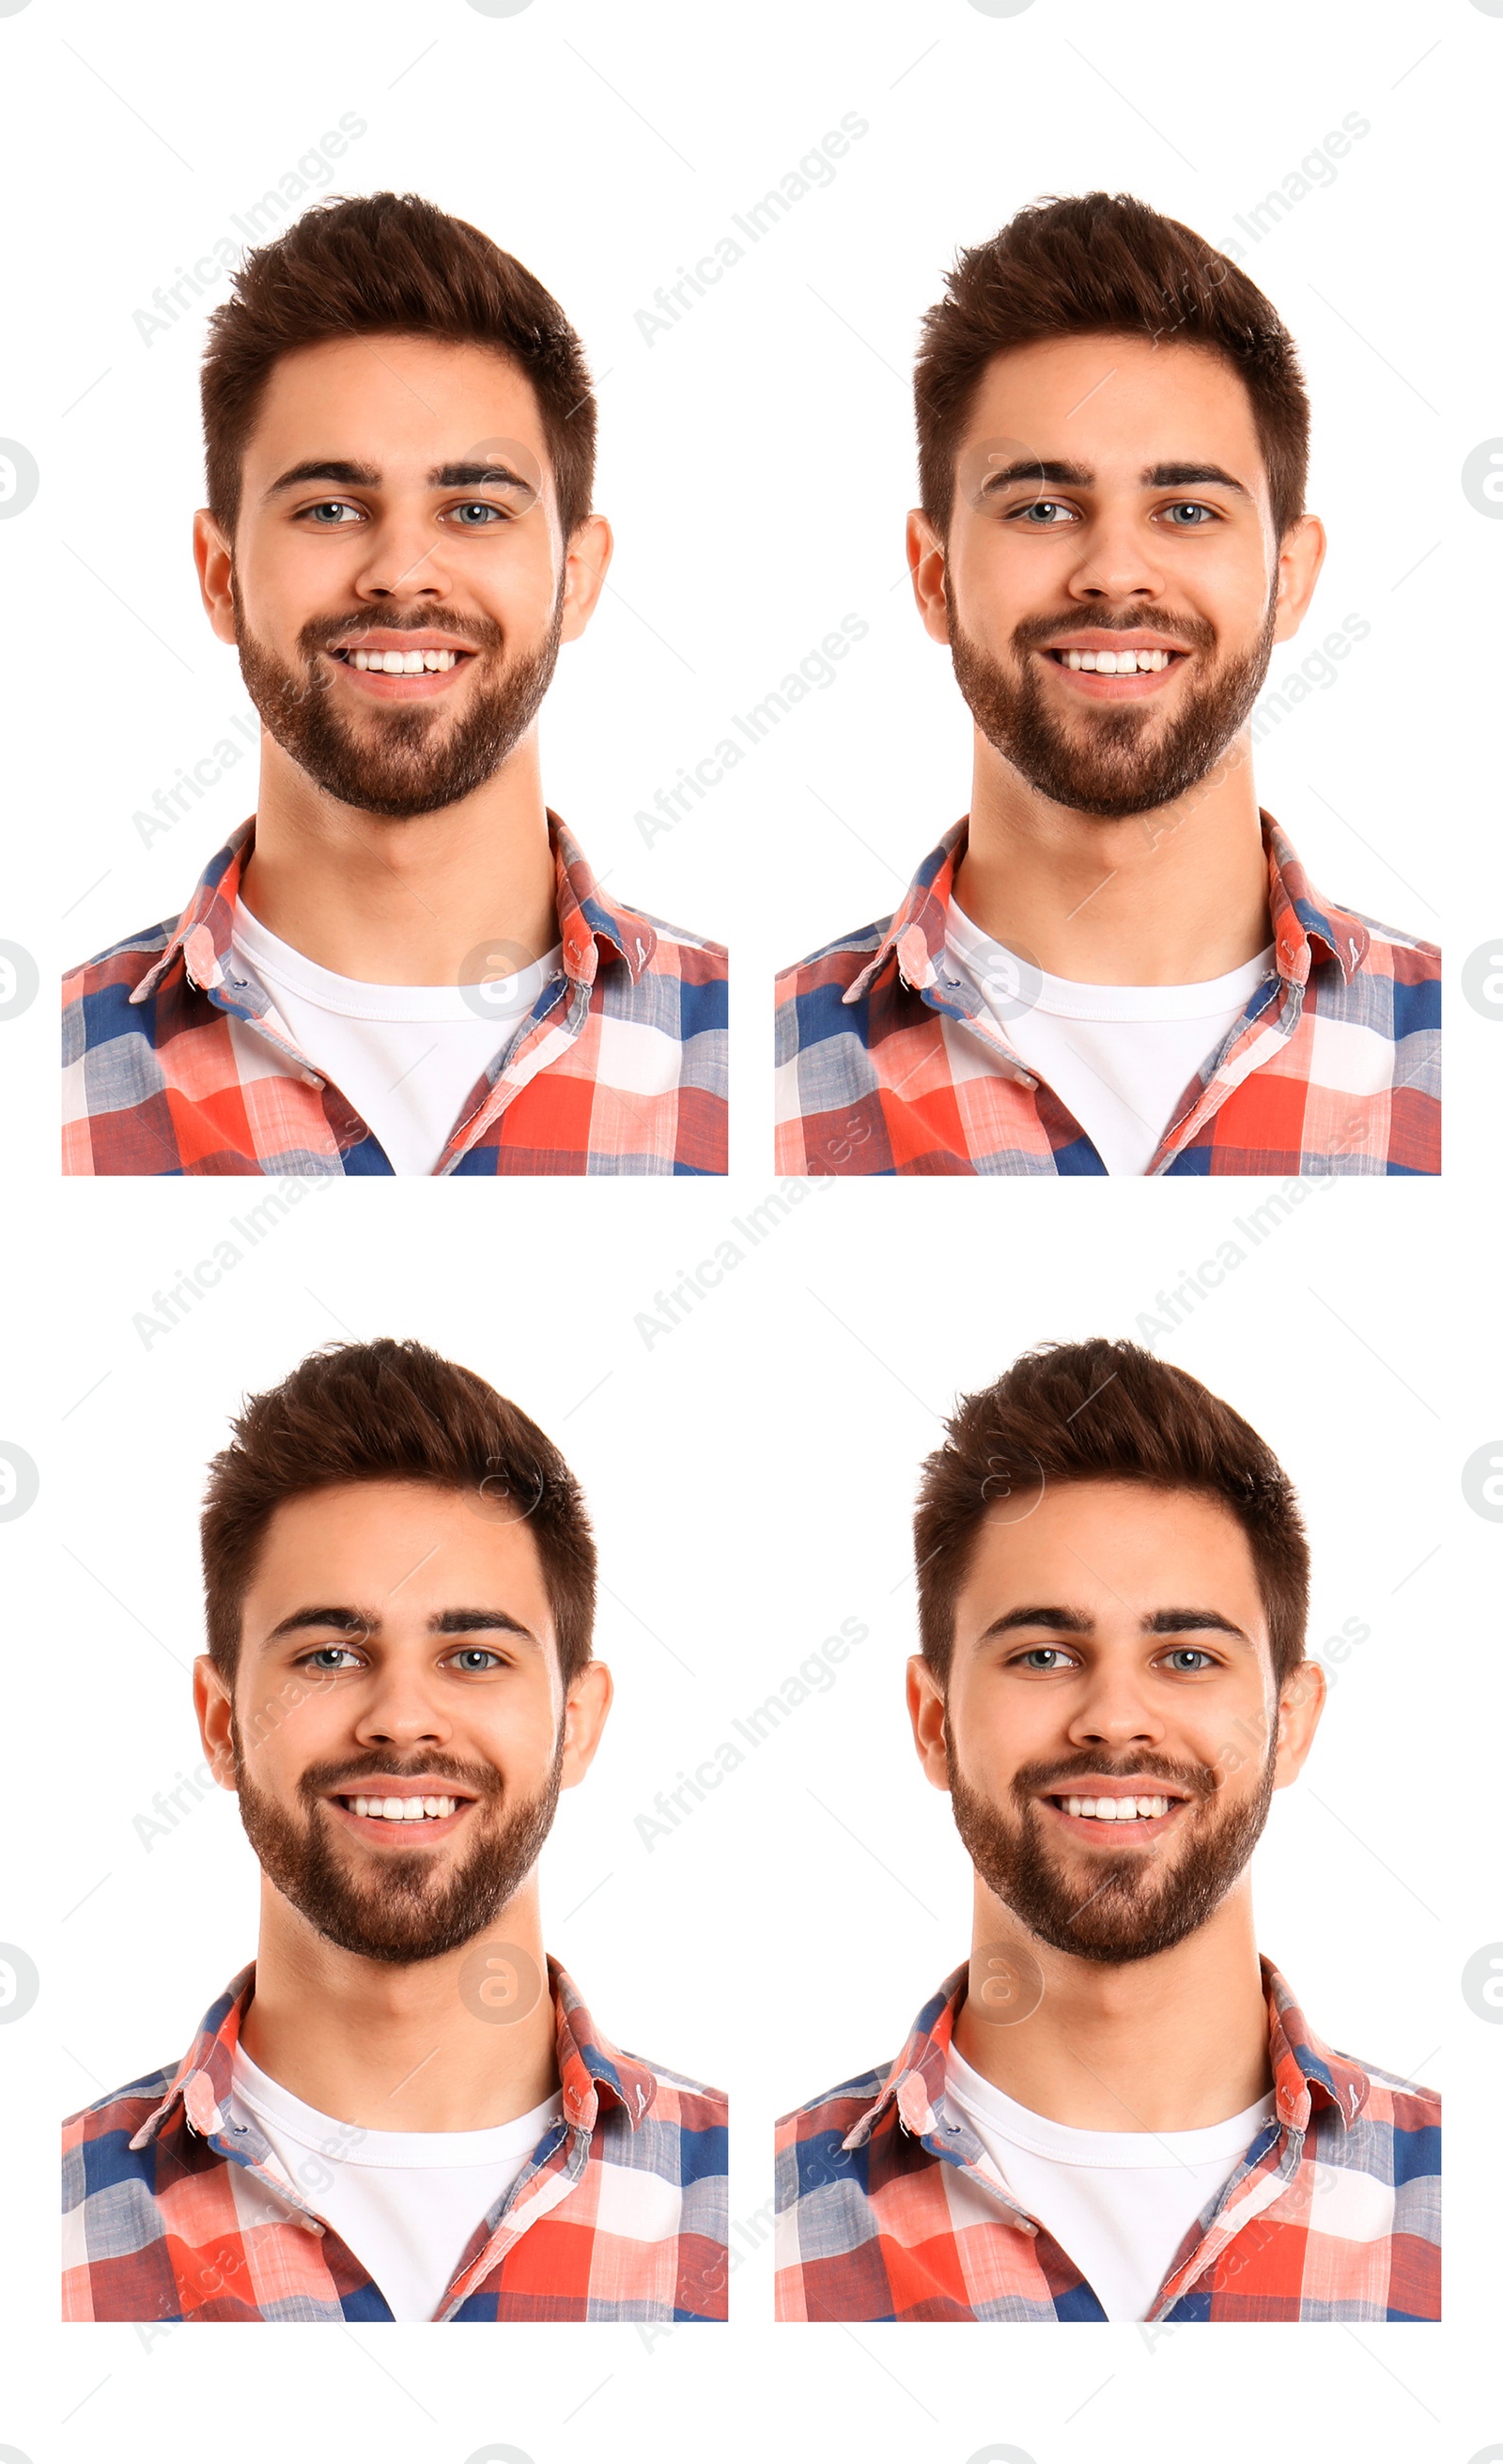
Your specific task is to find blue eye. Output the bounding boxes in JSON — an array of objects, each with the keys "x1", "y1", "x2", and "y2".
[
  {"x1": 1163, "y1": 502, "x2": 1216, "y2": 525},
  {"x1": 1165, "y1": 1648, "x2": 1215, "y2": 1671},
  {"x1": 1016, "y1": 1648, "x2": 1073, "y2": 1670},
  {"x1": 302, "y1": 1646, "x2": 362, "y2": 1670},
  {"x1": 1013, "y1": 498, "x2": 1074, "y2": 525},
  {"x1": 449, "y1": 1647, "x2": 504, "y2": 1672},
  {"x1": 300, "y1": 501, "x2": 362, "y2": 525},
  {"x1": 448, "y1": 501, "x2": 508, "y2": 526}
]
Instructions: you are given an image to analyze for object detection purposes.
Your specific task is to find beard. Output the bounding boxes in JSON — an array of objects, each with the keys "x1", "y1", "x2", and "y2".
[
  {"x1": 948, "y1": 588, "x2": 1278, "y2": 821},
  {"x1": 948, "y1": 1737, "x2": 1277, "y2": 1966},
  {"x1": 232, "y1": 578, "x2": 565, "y2": 821},
  {"x1": 232, "y1": 1728, "x2": 565, "y2": 1966}
]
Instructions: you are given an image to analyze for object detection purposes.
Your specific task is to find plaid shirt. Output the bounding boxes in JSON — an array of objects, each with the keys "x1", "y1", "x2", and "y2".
[
  {"x1": 63, "y1": 1960, "x2": 728, "y2": 2322},
  {"x1": 64, "y1": 816, "x2": 728, "y2": 1175},
  {"x1": 775, "y1": 815, "x2": 1438, "y2": 1175},
  {"x1": 775, "y1": 1957, "x2": 1439, "y2": 2322}
]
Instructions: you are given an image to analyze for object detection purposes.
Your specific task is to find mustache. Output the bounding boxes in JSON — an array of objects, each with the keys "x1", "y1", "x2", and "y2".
[
  {"x1": 1012, "y1": 1752, "x2": 1218, "y2": 1804},
  {"x1": 1010, "y1": 608, "x2": 1219, "y2": 656},
  {"x1": 299, "y1": 610, "x2": 507, "y2": 659},
  {"x1": 296, "y1": 1752, "x2": 504, "y2": 1803}
]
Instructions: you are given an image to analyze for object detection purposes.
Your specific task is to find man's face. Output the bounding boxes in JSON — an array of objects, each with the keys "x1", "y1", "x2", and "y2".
[
  {"x1": 203, "y1": 335, "x2": 592, "y2": 819},
  {"x1": 203, "y1": 1480, "x2": 591, "y2": 1965},
  {"x1": 920, "y1": 334, "x2": 1313, "y2": 819},
  {"x1": 923, "y1": 1480, "x2": 1313, "y2": 1964}
]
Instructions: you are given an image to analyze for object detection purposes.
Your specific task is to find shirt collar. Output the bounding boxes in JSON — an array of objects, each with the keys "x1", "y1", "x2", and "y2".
[
  {"x1": 842, "y1": 1952, "x2": 1371, "y2": 2153},
  {"x1": 130, "y1": 812, "x2": 655, "y2": 1008},
  {"x1": 128, "y1": 1954, "x2": 658, "y2": 2154},
  {"x1": 844, "y1": 812, "x2": 1369, "y2": 1008}
]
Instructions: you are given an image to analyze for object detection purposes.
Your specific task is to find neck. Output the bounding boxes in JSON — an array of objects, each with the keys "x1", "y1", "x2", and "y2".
[
  {"x1": 236, "y1": 732, "x2": 559, "y2": 986},
  {"x1": 953, "y1": 724, "x2": 1271, "y2": 986},
  {"x1": 239, "y1": 1878, "x2": 558, "y2": 2131},
  {"x1": 952, "y1": 1878, "x2": 1271, "y2": 2132}
]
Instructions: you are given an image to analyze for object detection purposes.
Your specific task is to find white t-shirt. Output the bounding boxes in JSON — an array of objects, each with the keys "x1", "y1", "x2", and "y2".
[
  {"x1": 228, "y1": 2045, "x2": 564, "y2": 2322},
  {"x1": 229, "y1": 902, "x2": 564, "y2": 1177},
  {"x1": 943, "y1": 2045, "x2": 1276, "y2": 2322},
  {"x1": 942, "y1": 896, "x2": 1275, "y2": 1176}
]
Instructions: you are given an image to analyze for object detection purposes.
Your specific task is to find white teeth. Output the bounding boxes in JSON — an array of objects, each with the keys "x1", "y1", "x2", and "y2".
[
  {"x1": 346, "y1": 1793, "x2": 457, "y2": 1821},
  {"x1": 348, "y1": 647, "x2": 457, "y2": 673},
  {"x1": 1062, "y1": 647, "x2": 1170, "y2": 674},
  {"x1": 1061, "y1": 1793, "x2": 1172, "y2": 1821}
]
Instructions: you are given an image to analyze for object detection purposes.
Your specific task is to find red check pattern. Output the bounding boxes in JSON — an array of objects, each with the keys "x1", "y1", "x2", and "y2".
[
  {"x1": 64, "y1": 815, "x2": 728, "y2": 1176},
  {"x1": 775, "y1": 815, "x2": 1439, "y2": 1176},
  {"x1": 775, "y1": 1959, "x2": 1439, "y2": 2321},
  {"x1": 64, "y1": 1960, "x2": 728, "y2": 2322}
]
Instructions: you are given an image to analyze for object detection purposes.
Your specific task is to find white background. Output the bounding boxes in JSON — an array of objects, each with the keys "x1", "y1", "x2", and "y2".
[{"x1": 0, "y1": 0, "x2": 1495, "y2": 2458}]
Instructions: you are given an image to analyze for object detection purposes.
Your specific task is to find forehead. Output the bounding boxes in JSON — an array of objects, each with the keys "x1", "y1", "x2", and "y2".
[
  {"x1": 954, "y1": 1479, "x2": 1266, "y2": 1634},
  {"x1": 959, "y1": 333, "x2": 1268, "y2": 499},
  {"x1": 243, "y1": 333, "x2": 553, "y2": 488},
  {"x1": 243, "y1": 1479, "x2": 554, "y2": 1632}
]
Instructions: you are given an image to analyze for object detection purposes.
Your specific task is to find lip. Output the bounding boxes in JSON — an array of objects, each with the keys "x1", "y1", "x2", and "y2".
[
  {"x1": 324, "y1": 631, "x2": 480, "y2": 700},
  {"x1": 325, "y1": 1780, "x2": 479, "y2": 1844},
  {"x1": 1037, "y1": 636, "x2": 1191, "y2": 700},
  {"x1": 1038, "y1": 1781, "x2": 1193, "y2": 1844}
]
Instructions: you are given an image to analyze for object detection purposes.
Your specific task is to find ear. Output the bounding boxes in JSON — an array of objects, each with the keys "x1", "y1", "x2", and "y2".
[
  {"x1": 559, "y1": 1657, "x2": 612, "y2": 1789},
  {"x1": 906, "y1": 1653, "x2": 953, "y2": 1790},
  {"x1": 194, "y1": 1654, "x2": 240, "y2": 1790},
  {"x1": 1270, "y1": 512, "x2": 1325, "y2": 646},
  {"x1": 1270, "y1": 1654, "x2": 1326, "y2": 1790},
  {"x1": 194, "y1": 508, "x2": 239, "y2": 646},
  {"x1": 559, "y1": 514, "x2": 612, "y2": 644},
  {"x1": 906, "y1": 506, "x2": 952, "y2": 645}
]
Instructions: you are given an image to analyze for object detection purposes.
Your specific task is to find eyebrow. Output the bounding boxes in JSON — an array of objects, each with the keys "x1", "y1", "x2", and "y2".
[
  {"x1": 977, "y1": 1604, "x2": 1251, "y2": 1645},
  {"x1": 264, "y1": 1604, "x2": 540, "y2": 1645},
  {"x1": 978, "y1": 457, "x2": 1251, "y2": 501},
  {"x1": 262, "y1": 457, "x2": 535, "y2": 501}
]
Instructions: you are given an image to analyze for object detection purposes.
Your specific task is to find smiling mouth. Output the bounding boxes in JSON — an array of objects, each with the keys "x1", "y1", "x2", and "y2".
[
  {"x1": 1043, "y1": 1790, "x2": 1190, "y2": 1836},
  {"x1": 1044, "y1": 646, "x2": 1186, "y2": 678},
  {"x1": 331, "y1": 646, "x2": 470, "y2": 674},
  {"x1": 330, "y1": 1790, "x2": 475, "y2": 1836}
]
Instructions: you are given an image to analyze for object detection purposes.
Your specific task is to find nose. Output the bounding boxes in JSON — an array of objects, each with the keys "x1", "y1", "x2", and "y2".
[
  {"x1": 349, "y1": 507, "x2": 453, "y2": 605},
  {"x1": 1064, "y1": 504, "x2": 1167, "y2": 606},
  {"x1": 352, "y1": 1664, "x2": 451, "y2": 1752},
  {"x1": 1066, "y1": 1665, "x2": 1164, "y2": 1753}
]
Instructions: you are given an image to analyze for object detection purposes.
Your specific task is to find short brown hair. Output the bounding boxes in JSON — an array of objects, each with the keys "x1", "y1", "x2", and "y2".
[
  {"x1": 915, "y1": 1338, "x2": 1309, "y2": 1690},
  {"x1": 201, "y1": 191, "x2": 596, "y2": 540},
  {"x1": 915, "y1": 192, "x2": 1309, "y2": 538},
  {"x1": 201, "y1": 1339, "x2": 596, "y2": 1686}
]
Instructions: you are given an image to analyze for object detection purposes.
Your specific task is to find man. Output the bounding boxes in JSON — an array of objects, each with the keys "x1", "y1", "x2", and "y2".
[
  {"x1": 775, "y1": 1339, "x2": 1439, "y2": 2321},
  {"x1": 775, "y1": 193, "x2": 1438, "y2": 1174},
  {"x1": 64, "y1": 194, "x2": 728, "y2": 1175},
  {"x1": 63, "y1": 1340, "x2": 728, "y2": 2321}
]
